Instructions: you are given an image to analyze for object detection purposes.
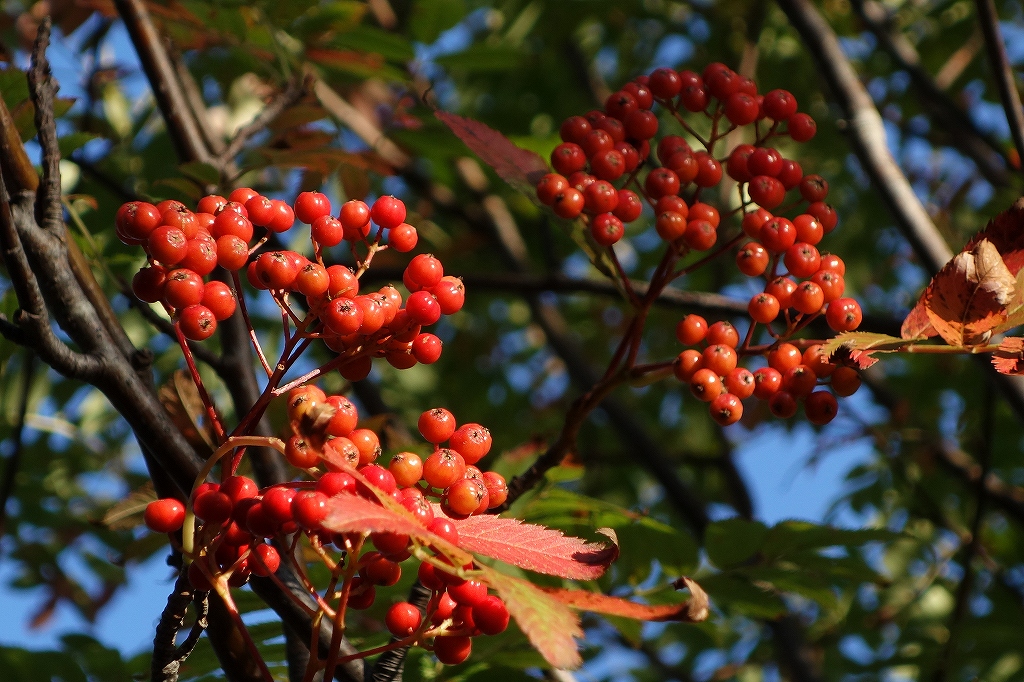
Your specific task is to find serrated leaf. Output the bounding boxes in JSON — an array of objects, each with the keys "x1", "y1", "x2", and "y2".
[
  {"x1": 963, "y1": 196, "x2": 1024, "y2": 275},
  {"x1": 923, "y1": 239, "x2": 1014, "y2": 346},
  {"x1": 823, "y1": 331, "x2": 909, "y2": 369},
  {"x1": 484, "y1": 570, "x2": 583, "y2": 670},
  {"x1": 447, "y1": 512, "x2": 617, "y2": 580},
  {"x1": 705, "y1": 518, "x2": 767, "y2": 568},
  {"x1": 992, "y1": 337, "x2": 1024, "y2": 375},
  {"x1": 434, "y1": 111, "x2": 549, "y2": 196},
  {"x1": 543, "y1": 576, "x2": 709, "y2": 623},
  {"x1": 98, "y1": 482, "x2": 155, "y2": 530}
]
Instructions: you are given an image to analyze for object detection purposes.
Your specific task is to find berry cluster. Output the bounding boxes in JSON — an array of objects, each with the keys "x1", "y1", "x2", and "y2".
[
  {"x1": 534, "y1": 62, "x2": 864, "y2": 425},
  {"x1": 144, "y1": 395, "x2": 511, "y2": 666},
  {"x1": 673, "y1": 318, "x2": 862, "y2": 426},
  {"x1": 119, "y1": 189, "x2": 460, "y2": 378}
]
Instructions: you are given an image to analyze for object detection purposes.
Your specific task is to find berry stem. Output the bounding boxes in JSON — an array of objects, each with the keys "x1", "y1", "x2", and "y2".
[
  {"x1": 173, "y1": 321, "x2": 227, "y2": 444},
  {"x1": 231, "y1": 271, "x2": 272, "y2": 377}
]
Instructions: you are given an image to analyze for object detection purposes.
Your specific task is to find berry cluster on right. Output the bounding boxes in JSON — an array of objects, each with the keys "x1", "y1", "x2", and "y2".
[{"x1": 535, "y1": 62, "x2": 863, "y2": 426}]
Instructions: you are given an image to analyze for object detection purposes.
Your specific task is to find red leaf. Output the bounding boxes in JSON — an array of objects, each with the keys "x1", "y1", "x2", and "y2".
[
  {"x1": 923, "y1": 239, "x2": 1015, "y2": 346},
  {"x1": 435, "y1": 111, "x2": 549, "y2": 195},
  {"x1": 993, "y1": 337, "x2": 1024, "y2": 375},
  {"x1": 323, "y1": 493, "x2": 474, "y2": 566},
  {"x1": 448, "y1": 512, "x2": 617, "y2": 580},
  {"x1": 964, "y1": 197, "x2": 1024, "y2": 275},
  {"x1": 900, "y1": 300, "x2": 937, "y2": 340},
  {"x1": 543, "y1": 577, "x2": 709, "y2": 623},
  {"x1": 486, "y1": 570, "x2": 583, "y2": 669},
  {"x1": 823, "y1": 331, "x2": 907, "y2": 369}
]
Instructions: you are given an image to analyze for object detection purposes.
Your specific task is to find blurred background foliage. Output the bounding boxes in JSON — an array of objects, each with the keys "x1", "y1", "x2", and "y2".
[{"x1": 2, "y1": 0, "x2": 1024, "y2": 680}]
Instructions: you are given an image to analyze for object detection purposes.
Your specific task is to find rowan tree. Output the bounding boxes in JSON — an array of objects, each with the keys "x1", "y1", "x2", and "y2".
[{"x1": 2, "y1": 2, "x2": 1024, "y2": 682}]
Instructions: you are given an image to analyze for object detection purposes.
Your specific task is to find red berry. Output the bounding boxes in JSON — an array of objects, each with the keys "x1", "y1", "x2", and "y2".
[
  {"x1": 202, "y1": 281, "x2": 236, "y2": 321},
  {"x1": 294, "y1": 191, "x2": 331, "y2": 224},
  {"x1": 788, "y1": 113, "x2": 817, "y2": 141},
  {"x1": 433, "y1": 635, "x2": 472, "y2": 665},
  {"x1": 145, "y1": 498, "x2": 186, "y2": 533},
  {"x1": 371, "y1": 196, "x2": 406, "y2": 229},
  {"x1": 251, "y1": 544, "x2": 280, "y2": 576},
  {"x1": 177, "y1": 305, "x2": 217, "y2": 341},
  {"x1": 386, "y1": 602, "x2": 422, "y2": 637},
  {"x1": 826, "y1": 298, "x2": 862, "y2": 332},
  {"x1": 419, "y1": 407, "x2": 456, "y2": 443}
]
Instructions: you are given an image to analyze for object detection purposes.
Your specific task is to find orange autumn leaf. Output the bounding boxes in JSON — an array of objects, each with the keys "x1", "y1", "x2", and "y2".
[
  {"x1": 922, "y1": 239, "x2": 1015, "y2": 346},
  {"x1": 543, "y1": 577, "x2": 709, "y2": 623},
  {"x1": 992, "y1": 337, "x2": 1024, "y2": 375}
]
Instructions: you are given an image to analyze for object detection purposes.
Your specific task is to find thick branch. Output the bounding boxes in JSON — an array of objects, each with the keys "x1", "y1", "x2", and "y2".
[
  {"x1": 113, "y1": 0, "x2": 211, "y2": 164},
  {"x1": 28, "y1": 19, "x2": 63, "y2": 232},
  {"x1": 975, "y1": 0, "x2": 1024, "y2": 169}
]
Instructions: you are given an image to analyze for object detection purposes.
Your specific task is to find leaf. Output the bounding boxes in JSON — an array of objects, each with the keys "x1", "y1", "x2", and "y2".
[
  {"x1": 98, "y1": 482, "x2": 155, "y2": 530},
  {"x1": 543, "y1": 576, "x2": 709, "y2": 623},
  {"x1": 409, "y1": 0, "x2": 466, "y2": 43},
  {"x1": 447, "y1": 512, "x2": 617, "y2": 580},
  {"x1": 485, "y1": 570, "x2": 583, "y2": 670},
  {"x1": 900, "y1": 300, "x2": 937, "y2": 340},
  {"x1": 705, "y1": 518, "x2": 768, "y2": 568},
  {"x1": 434, "y1": 111, "x2": 549, "y2": 196},
  {"x1": 823, "y1": 331, "x2": 909, "y2": 369},
  {"x1": 158, "y1": 370, "x2": 216, "y2": 457},
  {"x1": 323, "y1": 493, "x2": 471, "y2": 563},
  {"x1": 760, "y1": 520, "x2": 897, "y2": 558},
  {"x1": 963, "y1": 196, "x2": 1024, "y2": 275},
  {"x1": 58, "y1": 132, "x2": 98, "y2": 158},
  {"x1": 992, "y1": 337, "x2": 1024, "y2": 375},
  {"x1": 178, "y1": 161, "x2": 221, "y2": 187},
  {"x1": 923, "y1": 239, "x2": 1015, "y2": 346}
]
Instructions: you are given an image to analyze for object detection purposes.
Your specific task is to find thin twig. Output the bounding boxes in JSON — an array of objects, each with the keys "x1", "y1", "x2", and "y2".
[
  {"x1": 151, "y1": 573, "x2": 208, "y2": 682},
  {"x1": 219, "y1": 76, "x2": 305, "y2": 166}
]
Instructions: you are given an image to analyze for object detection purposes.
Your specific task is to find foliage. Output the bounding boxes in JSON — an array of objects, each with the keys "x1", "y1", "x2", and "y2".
[{"x1": 2, "y1": 1, "x2": 1024, "y2": 681}]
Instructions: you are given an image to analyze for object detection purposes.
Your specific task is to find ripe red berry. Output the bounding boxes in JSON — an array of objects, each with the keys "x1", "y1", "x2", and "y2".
[
  {"x1": 709, "y1": 392, "x2": 743, "y2": 426},
  {"x1": 748, "y1": 293, "x2": 780, "y2": 324},
  {"x1": 788, "y1": 112, "x2": 817, "y2": 141},
  {"x1": 145, "y1": 498, "x2": 186, "y2": 533},
  {"x1": 826, "y1": 298, "x2": 863, "y2": 332},
  {"x1": 551, "y1": 188, "x2": 585, "y2": 219},
  {"x1": 294, "y1": 191, "x2": 331, "y2": 224},
  {"x1": 201, "y1": 281, "x2": 236, "y2": 321},
  {"x1": 805, "y1": 390, "x2": 838, "y2": 425},
  {"x1": 177, "y1": 305, "x2": 217, "y2": 341},
  {"x1": 676, "y1": 314, "x2": 708, "y2": 345},
  {"x1": 706, "y1": 321, "x2": 739, "y2": 347},
  {"x1": 693, "y1": 152, "x2": 723, "y2": 187},
  {"x1": 434, "y1": 635, "x2": 472, "y2": 665},
  {"x1": 371, "y1": 196, "x2": 406, "y2": 229},
  {"x1": 762, "y1": 89, "x2": 798, "y2": 121},
  {"x1": 251, "y1": 544, "x2": 280, "y2": 577},
  {"x1": 386, "y1": 602, "x2": 422, "y2": 637},
  {"x1": 471, "y1": 595, "x2": 510, "y2": 635},
  {"x1": 419, "y1": 407, "x2": 457, "y2": 443},
  {"x1": 406, "y1": 291, "x2": 442, "y2": 326}
]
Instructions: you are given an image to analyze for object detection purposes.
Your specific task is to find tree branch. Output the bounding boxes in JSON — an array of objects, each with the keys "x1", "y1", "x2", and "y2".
[
  {"x1": 0, "y1": 351, "x2": 35, "y2": 547},
  {"x1": 219, "y1": 76, "x2": 305, "y2": 168},
  {"x1": 852, "y1": 0, "x2": 1012, "y2": 188},
  {"x1": 113, "y1": 0, "x2": 211, "y2": 164},
  {"x1": 975, "y1": 0, "x2": 1024, "y2": 170},
  {"x1": 777, "y1": 0, "x2": 1024, "y2": 427}
]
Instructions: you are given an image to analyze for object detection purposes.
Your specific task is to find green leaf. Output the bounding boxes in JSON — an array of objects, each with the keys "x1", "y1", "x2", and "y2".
[
  {"x1": 698, "y1": 574, "x2": 787, "y2": 619},
  {"x1": 434, "y1": 44, "x2": 525, "y2": 72},
  {"x1": 0, "y1": 68, "x2": 29, "y2": 109},
  {"x1": 58, "y1": 132, "x2": 98, "y2": 158},
  {"x1": 705, "y1": 518, "x2": 768, "y2": 569},
  {"x1": 409, "y1": 0, "x2": 466, "y2": 43},
  {"x1": 760, "y1": 520, "x2": 897, "y2": 559},
  {"x1": 178, "y1": 161, "x2": 221, "y2": 187}
]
